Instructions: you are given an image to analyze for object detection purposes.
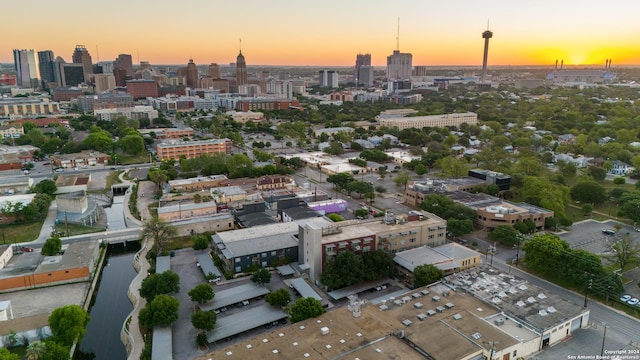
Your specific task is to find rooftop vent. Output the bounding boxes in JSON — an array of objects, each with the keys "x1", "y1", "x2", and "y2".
[
  {"x1": 472, "y1": 332, "x2": 483, "y2": 340},
  {"x1": 402, "y1": 319, "x2": 413, "y2": 326},
  {"x1": 320, "y1": 326, "x2": 330, "y2": 335},
  {"x1": 453, "y1": 313, "x2": 463, "y2": 320},
  {"x1": 527, "y1": 297, "x2": 536, "y2": 304},
  {"x1": 547, "y1": 306, "x2": 557, "y2": 313},
  {"x1": 538, "y1": 293, "x2": 547, "y2": 299},
  {"x1": 519, "y1": 285, "x2": 528, "y2": 290},
  {"x1": 516, "y1": 300, "x2": 526, "y2": 307},
  {"x1": 494, "y1": 318, "x2": 504, "y2": 326},
  {"x1": 539, "y1": 309, "x2": 548, "y2": 316}
]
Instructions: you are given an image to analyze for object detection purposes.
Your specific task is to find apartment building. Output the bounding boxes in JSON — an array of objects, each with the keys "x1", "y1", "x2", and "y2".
[{"x1": 157, "y1": 138, "x2": 232, "y2": 161}]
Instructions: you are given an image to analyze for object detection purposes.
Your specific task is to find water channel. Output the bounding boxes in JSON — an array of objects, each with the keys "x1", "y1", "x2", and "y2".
[{"x1": 77, "y1": 243, "x2": 140, "y2": 360}]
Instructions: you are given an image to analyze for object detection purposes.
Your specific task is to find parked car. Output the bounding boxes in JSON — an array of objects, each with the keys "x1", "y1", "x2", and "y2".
[
  {"x1": 627, "y1": 298, "x2": 639, "y2": 306},
  {"x1": 602, "y1": 229, "x2": 616, "y2": 236},
  {"x1": 54, "y1": 168, "x2": 64, "y2": 173},
  {"x1": 21, "y1": 246, "x2": 34, "y2": 252},
  {"x1": 620, "y1": 294, "x2": 632, "y2": 302}
]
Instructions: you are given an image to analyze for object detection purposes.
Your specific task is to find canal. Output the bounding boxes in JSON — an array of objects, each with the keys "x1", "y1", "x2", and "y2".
[{"x1": 77, "y1": 243, "x2": 140, "y2": 360}]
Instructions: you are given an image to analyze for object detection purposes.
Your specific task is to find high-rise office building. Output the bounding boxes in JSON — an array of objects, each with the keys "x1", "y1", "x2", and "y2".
[
  {"x1": 98, "y1": 61, "x2": 114, "y2": 74},
  {"x1": 94, "y1": 74, "x2": 116, "y2": 93},
  {"x1": 13, "y1": 49, "x2": 39, "y2": 88},
  {"x1": 208, "y1": 63, "x2": 221, "y2": 78},
  {"x1": 62, "y1": 64, "x2": 86, "y2": 86},
  {"x1": 72, "y1": 45, "x2": 93, "y2": 79},
  {"x1": 386, "y1": 50, "x2": 412, "y2": 80},
  {"x1": 318, "y1": 70, "x2": 339, "y2": 88},
  {"x1": 354, "y1": 53, "x2": 371, "y2": 85},
  {"x1": 114, "y1": 54, "x2": 133, "y2": 76},
  {"x1": 358, "y1": 65, "x2": 374, "y2": 87},
  {"x1": 37, "y1": 50, "x2": 56, "y2": 86},
  {"x1": 236, "y1": 51, "x2": 247, "y2": 86},
  {"x1": 185, "y1": 59, "x2": 198, "y2": 88}
]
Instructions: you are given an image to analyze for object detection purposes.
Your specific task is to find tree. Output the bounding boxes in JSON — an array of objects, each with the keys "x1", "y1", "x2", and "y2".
[
  {"x1": 488, "y1": 225, "x2": 520, "y2": 246},
  {"x1": 142, "y1": 217, "x2": 177, "y2": 256},
  {"x1": 570, "y1": 181, "x2": 607, "y2": 205},
  {"x1": 393, "y1": 171, "x2": 412, "y2": 192},
  {"x1": 413, "y1": 264, "x2": 445, "y2": 288},
  {"x1": 140, "y1": 270, "x2": 180, "y2": 302},
  {"x1": 320, "y1": 251, "x2": 365, "y2": 290},
  {"x1": 33, "y1": 179, "x2": 57, "y2": 195},
  {"x1": 188, "y1": 284, "x2": 215, "y2": 304},
  {"x1": 327, "y1": 213, "x2": 344, "y2": 222},
  {"x1": 251, "y1": 268, "x2": 272, "y2": 285},
  {"x1": 41, "y1": 235, "x2": 62, "y2": 256},
  {"x1": 48, "y1": 304, "x2": 90, "y2": 346},
  {"x1": 447, "y1": 218, "x2": 474, "y2": 237},
  {"x1": 354, "y1": 208, "x2": 369, "y2": 218},
  {"x1": 26, "y1": 341, "x2": 47, "y2": 360},
  {"x1": 265, "y1": 288, "x2": 291, "y2": 307},
  {"x1": 324, "y1": 141, "x2": 345, "y2": 155},
  {"x1": 148, "y1": 168, "x2": 168, "y2": 193},
  {"x1": 362, "y1": 250, "x2": 394, "y2": 281},
  {"x1": 513, "y1": 219, "x2": 536, "y2": 234},
  {"x1": 40, "y1": 340, "x2": 69, "y2": 360},
  {"x1": 587, "y1": 166, "x2": 607, "y2": 181},
  {"x1": 289, "y1": 297, "x2": 325, "y2": 323},
  {"x1": 613, "y1": 177, "x2": 626, "y2": 185},
  {"x1": 609, "y1": 236, "x2": 640, "y2": 271},
  {"x1": 139, "y1": 294, "x2": 180, "y2": 329},
  {"x1": 82, "y1": 128, "x2": 113, "y2": 152},
  {"x1": 119, "y1": 134, "x2": 145, "y2": 155},
  {"x1": 522, "y1": 234, "x2": 570, "y2": 275},
  {"x1": 191, "y1": 310, "x2": 217, "y2": 332},
  {"x1": 326, "y1": 173, "x2": 355, "y2": 190},
  {"x1": 192, "y1": 235, "x2": 209, "y2": 250},
  {"x1": 0, "y1": 348, "x2": 20, "y2": 360},
  {"x1": 436, "y1": 156, "x2": 470, "y2": 177}
]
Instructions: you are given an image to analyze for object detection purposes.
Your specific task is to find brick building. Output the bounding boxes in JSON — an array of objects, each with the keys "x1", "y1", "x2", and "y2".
[{"x1": 126, "y1": 79, "x2": 158, "y2": 99}]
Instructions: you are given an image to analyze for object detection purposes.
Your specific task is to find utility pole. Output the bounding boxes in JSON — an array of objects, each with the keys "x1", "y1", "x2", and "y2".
[
  {"x1": 584, "y1": 277, "x2": 593, "y2": 308},
  {"x1": 64, "y1": 211, "x2": 69, "y2": 238},
  {"x1": 600, "y1": 322, "x2": 609, "y2": 357}
]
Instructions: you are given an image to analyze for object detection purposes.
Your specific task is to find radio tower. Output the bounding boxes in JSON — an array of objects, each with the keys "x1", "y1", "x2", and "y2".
[{"x1": 481, "y1": 21, "x2": 493, "y2": 84}]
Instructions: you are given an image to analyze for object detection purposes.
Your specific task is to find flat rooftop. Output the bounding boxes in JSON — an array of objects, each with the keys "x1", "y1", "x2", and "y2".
[{"x1": 445, "y1": 265, "x2": 588, "y2": 332}]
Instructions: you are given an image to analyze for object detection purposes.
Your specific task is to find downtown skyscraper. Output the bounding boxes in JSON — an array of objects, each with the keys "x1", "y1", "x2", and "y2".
[
  {"x1": 13, "y1": 49, "x2": 39, "y2": 88},
  {"x1": 37, "y1": 50, "x2": 56, "y2": 87},
  {"x1": 72, "y1": 45, "x2": 93, "y2": 80}
]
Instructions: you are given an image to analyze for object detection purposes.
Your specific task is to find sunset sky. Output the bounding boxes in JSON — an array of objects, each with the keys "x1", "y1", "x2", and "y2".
[{"x1": 2, "y1": 0, "x2": 639, "y2": 67}]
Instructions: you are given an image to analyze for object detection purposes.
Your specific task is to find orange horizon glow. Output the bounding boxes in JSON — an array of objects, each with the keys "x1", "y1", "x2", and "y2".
[{"x1": 1, "y1": 0, "x2": 639, "y2": 68}]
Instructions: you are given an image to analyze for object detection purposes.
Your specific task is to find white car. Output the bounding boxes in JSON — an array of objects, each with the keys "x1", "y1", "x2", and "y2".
[
  {"x1": 620, "y1": 294, "x2": 632, "y2": 302},
  {"x1": 627, "y1": 298, "x2": 639, "y2": 306}
]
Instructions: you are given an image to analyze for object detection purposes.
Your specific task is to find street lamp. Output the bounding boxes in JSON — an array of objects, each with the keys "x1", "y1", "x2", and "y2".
[
  {"x1": 514, "y1": 233, "x2": 525, "y2": 267},
  {"x1": 600, "y1": 322, "x2": 609, "y2": 357}
]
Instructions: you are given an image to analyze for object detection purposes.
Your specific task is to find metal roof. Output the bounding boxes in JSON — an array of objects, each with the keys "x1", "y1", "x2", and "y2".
[
  {"x1": 156, "y1": 256, "x2": 171, "y2": 274},
  {"x1": 290, "y1": 278, "x2": 322, "y2": 301},
  {"x1": 196, "y1": 252, "x2": 222, "y2": 278},
  {"x1": 151, "y1": 326, "x2": 173, "y2": 360},
  {"x1": 328, "y1": 279, "x2": 390, "y2": 301},
  {"x1": 206, "y1": 304, "x2": 287, "y2": 343},
  {"x1": 276, "y1": 265, "x2": 295, "y2": 276},
  {"x1": 200, "y1": 283, "x2": 269, "y2": 311}
]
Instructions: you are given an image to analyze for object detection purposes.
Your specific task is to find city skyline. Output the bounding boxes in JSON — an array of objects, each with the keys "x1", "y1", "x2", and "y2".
[{"x1": 2, "y1": 0, "x2": 639, "y2": 67}]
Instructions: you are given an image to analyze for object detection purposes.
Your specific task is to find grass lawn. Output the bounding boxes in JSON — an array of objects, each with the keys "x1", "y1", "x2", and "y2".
[
  {"x1": 163, "y1": 235, "x2": 193, "y2": 251},
  {"x1": 54, "y1": 223, "x2": 105, "y2": 237},
  {"x1": 119, "y1": 153, "x2": 151, "y2": 165},
  {"x1": 1, "y1": 221, "x2": 44, "y2": 244},
  {"x1": 106, "y1": 170, "x2": 123, "y2": 189}
]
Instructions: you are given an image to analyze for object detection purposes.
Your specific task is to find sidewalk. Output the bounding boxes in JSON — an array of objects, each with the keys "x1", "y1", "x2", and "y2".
[
  {"x1": 34, "y1": 201, "x2": 58, "y2": 244},
  {"x1": 125, "y1": 238, "x2": 152, "y2": 360}
]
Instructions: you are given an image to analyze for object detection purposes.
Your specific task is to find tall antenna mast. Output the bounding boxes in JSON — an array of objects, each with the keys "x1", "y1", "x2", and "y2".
[
  {"x1": 95, "y1": 45, "x2": 100, "y2": 61},
  {"x1": 239, "y1": 38, "x2": 242, "y2": 53},
  {"x1": 396, "y1": 18, "x2": 400, "y2": 51},
  {"x1": 137, "y1": 48, "x2": 140, "y2": 63}
]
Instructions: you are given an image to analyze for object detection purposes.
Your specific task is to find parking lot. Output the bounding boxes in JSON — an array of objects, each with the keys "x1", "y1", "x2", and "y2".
[
  {"x1": 559, "y1": 219, "x2": 639, "y2": 255},
  {"x1": 169, "y1": 248, "x2": 313, "y2": 359}
]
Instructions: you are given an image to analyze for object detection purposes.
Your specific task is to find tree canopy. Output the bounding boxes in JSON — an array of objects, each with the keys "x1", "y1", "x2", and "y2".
[
  {"x1": 33, "y1": 179, "x2": 57, "y2": 195},
  {"x1": 251, "y1": 268, "x2": 272, "y2": 285},
  {"x1": 142, "y1": 217, "x2": 178, "y2": 256},
  {"x1": 139, "y1": 294, "x2": 180, "y2": 329},
  {"x1": 41, "y1": 235, "x2": 62, "y2": 256},
  {"x1": 188, "y1": 284, "x2": 215, "y2": 304},
  {"x1": 140, "y1": 270, "x2": 180, "y2": 302},
  {"x1": 570, "y1": 181, "x2": 607, "y2": 205},
  {"x1": 48, "y1": 304, "x2": 90, "y2": 346},
  {"x1": 289, "y1": 297, "x2": 325, "y2": 323},
  {"x1": 265, "y1": 288, "x2": 291, "y2": 308},
  {"x1": 488, "y1": 225, "x2": 520, "y2": 246},
  {"x1": 191, "y1": 310, "x2": 217, "y2": 332},
  {"x1": 413, "y1": 264, "x2": 445, "y2": 288}
]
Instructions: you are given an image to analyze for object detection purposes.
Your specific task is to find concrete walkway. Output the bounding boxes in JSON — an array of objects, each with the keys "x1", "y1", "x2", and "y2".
[{"x1": 34, "y1": 201, "x2": 58, "y2": 244}]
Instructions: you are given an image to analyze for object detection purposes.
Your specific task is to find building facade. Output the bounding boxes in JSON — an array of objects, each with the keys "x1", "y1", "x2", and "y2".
[
  {"x1": 13, "y1": 49, "x2": 39, "y2": 88},
  {"x1": 236, "y1": 51, "x2": 247, "y2": 87},
  {"x1": 318, "y1": 70, "x2": 339, "y2": 88},
  {"x1": 379, "y1": 112, "x2": 478, "y2": 130},
  {"x1": 37, "y1": 50, "x2": 56, "y2": 87},
  {"x1": 157, "y1": 138, "x2": 232, "y2": 160},
  {"x1": 71, "y1": 45, "x2": 93, "y2": 80},
  {"x1": 126, "y1": 79, "x2": 158, "y2": 99},
  {"x1": 386, "y1": 50, "x2": 412, "y2": 80}
]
